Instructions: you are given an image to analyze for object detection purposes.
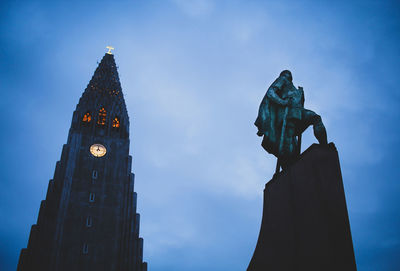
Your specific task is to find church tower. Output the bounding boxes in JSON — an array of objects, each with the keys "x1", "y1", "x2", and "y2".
[{"x1": 17, "y1": 50, "x2": 147, "y2": 271}]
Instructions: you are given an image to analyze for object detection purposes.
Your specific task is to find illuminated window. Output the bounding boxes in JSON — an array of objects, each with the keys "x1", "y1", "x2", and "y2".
[
  {"x1": 86, "y1": 216, "x2": 92, "y2": 227},
  {"x1": 82, "y1": 112, "x2": 92, "y2": 123},
  {"x1": 112, "y1": 117, "x2": 120, "y2": 128},
  {"x1": 83, "y1": 243, "x2": 88, "y2": 254},
  {"x1": 97, "y1": 107, "x2": 107, "y2": 126}
]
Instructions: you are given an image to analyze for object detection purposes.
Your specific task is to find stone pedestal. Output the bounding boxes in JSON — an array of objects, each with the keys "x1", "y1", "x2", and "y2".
[{"x1": 247, "y1": 143, "x2": 356, "y2": 271}]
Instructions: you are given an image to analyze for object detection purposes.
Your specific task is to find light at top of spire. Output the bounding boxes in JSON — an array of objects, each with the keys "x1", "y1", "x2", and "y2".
[{"x1": 106, "y1": 46, "x2": 115, "y2": 55}]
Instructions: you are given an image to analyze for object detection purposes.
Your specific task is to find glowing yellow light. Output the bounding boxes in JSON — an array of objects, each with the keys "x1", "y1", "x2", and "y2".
[
  {"x1": 90, "y1": 144, "x2": 107, "y2": 157},
  {"x1": 83, "y1": 112, "x2": 92, "y2": 122},
  {"x1": 112, "y1": 117, "x2": 120, "y2": 128},
  {"x1": 97, "y1": 107, "x2": 107, "y2": 125},
  {"x1": 106, "y1": 46, "x2": 114, "y2": 55}
]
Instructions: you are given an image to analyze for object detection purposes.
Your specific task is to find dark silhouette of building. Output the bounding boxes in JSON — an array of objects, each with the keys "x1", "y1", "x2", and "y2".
[{"x1": 17, "y1": 52, "x2": 147, "y2": 271}]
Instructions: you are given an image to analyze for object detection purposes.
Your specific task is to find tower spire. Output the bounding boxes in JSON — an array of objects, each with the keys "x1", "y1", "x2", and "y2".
[
  {"x1": 18, "y1": 51, "x2": 147, "y2": 270},
  {"x1": 84, "y1": 52, "x2": 123, "y2": 99},
  {"x1": 74, "y1": 52, "x2": 129, "y2": 138}
]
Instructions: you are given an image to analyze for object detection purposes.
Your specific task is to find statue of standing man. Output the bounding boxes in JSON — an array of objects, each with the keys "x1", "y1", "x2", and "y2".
[{"x1": 255, "y1": 70, "x2": 328, "y2": 171}]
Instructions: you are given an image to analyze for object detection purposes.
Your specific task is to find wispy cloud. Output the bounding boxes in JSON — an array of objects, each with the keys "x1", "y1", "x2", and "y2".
[{"x1": 2, "y1": 0, "x2": 400, "y2": 270}]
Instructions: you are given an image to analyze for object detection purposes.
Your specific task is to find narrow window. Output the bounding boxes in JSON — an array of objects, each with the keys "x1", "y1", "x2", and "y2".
[
  {"x1": 89, "y1": 193, "x2": 95, "y2": 202},
  {"x1": 82, "y1": 112, "x2": 92, "y2": 123},
  {"x1": 112, "y1": 117, "x2": 120, "y2": 128},
  {"x1": 86, "y1": 216, "x2": 92, "y2": 227},
  {"x1": 97, "y1": 107, "x2": 107, "y2": 126},
  {"x1": 83, "y1": 243, "x2": 88, "y2": 254},
  {"x1": 92, "y1": 170, "x2": 98, "y2": 179}
]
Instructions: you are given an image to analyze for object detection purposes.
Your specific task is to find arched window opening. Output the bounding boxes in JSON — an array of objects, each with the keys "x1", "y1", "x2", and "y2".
[
  {"x1": 86, "y1": 216, "x2": 92, "y2": 227},
  {"x1": 89, "y1": 193, "x2": 95, "y2": 202},
  {"x1": 82, "y1": 112, "x2": 92, "y2": 123},
  {"x1": 83, "y1": 243, "x2": 88, "y2": 254},
  {"x1": 112, "y1": 117, "x2": 120, "y2": 128},
  {"x1": 92, "y1": 170, "x2": 98, "y2": 179},
  {"x1": 97, "y1": 107, "x2": 107, "y2": 126}
]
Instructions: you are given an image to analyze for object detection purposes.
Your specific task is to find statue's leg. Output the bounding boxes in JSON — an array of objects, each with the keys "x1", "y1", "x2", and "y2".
[
  {"x1": 280, "y1": 122, "x2": 298, "y2": 169},
  {"x1": 300, "y1": 109, "x2": 328, "y2": 145}
]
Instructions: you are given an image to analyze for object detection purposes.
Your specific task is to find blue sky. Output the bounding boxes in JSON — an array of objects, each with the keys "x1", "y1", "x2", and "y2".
[{"x1": 1, "y1": 0, "x2": 399, "y2": 270}]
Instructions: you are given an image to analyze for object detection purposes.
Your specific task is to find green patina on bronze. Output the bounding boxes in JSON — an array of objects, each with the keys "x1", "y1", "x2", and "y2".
[{"x1": 255, "y1": 70, "x2": 328, "y2": 170}]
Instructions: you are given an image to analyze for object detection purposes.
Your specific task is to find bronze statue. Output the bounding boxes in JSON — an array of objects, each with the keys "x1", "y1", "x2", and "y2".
[{"x1": 255, "y1": 70, "x2": 327, "y2": 171}]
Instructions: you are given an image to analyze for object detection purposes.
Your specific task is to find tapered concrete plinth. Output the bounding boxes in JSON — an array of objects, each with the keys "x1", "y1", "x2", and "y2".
[{"x1": 248, "y1": 143, "x2": 356, "y2": 271}]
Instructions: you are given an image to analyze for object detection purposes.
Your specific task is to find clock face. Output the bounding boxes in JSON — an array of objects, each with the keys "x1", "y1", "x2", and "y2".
[{"x1": 90, "y1": 144, "x2": 107, "y2": 157}]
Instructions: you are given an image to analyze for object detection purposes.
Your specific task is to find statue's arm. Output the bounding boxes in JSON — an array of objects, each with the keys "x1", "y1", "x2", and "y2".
[{"x1": 266, "y1": 77, "x2": 288, "y2": 106}]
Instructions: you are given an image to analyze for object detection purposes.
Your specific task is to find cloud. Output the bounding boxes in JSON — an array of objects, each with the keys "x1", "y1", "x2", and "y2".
[{"x1": 2, "y1": 0, "x2": 400, "y2": 270}]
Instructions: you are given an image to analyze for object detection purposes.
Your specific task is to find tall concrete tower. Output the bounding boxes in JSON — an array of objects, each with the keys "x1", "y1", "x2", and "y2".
[{"x1": 18, "y1": 51, "x2": 147, "y2": 271}]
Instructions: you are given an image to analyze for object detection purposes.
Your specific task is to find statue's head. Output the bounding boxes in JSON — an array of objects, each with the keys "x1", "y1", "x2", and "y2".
[{"x1": 280, "y1": 70, "x2": 292, "y2": 82}]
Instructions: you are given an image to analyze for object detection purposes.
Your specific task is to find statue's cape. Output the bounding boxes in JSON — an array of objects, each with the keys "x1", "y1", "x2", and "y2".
[
  {"x1": 255, "y1": 100, "x2": 280, "y2": 156},
  {"x1": 254, "y1": 88, "x2": 281, "y2": 156},
  {"x1": 254, "y1": 75, "x2": 303, "y2": 156}
]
